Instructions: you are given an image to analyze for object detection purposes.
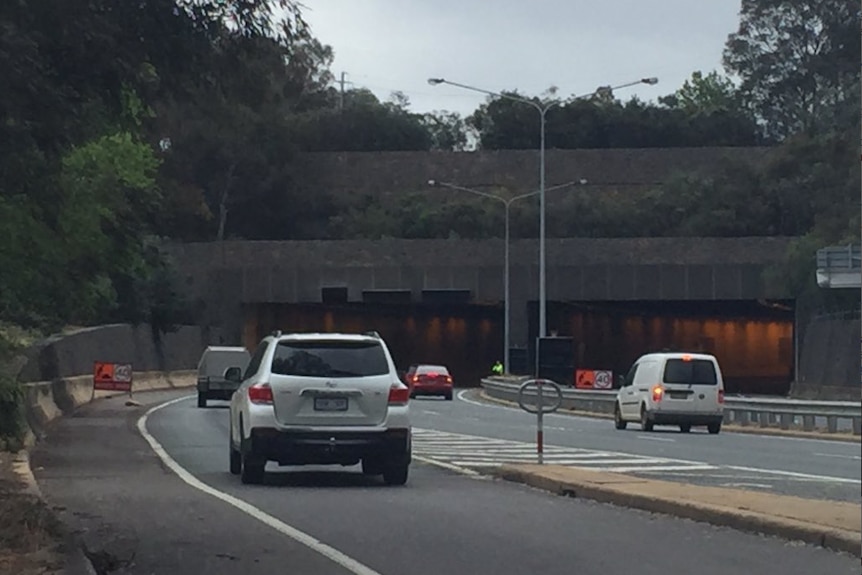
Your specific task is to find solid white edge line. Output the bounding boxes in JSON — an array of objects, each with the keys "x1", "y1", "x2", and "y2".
[{"x1": 137, "y1": 395, "x2": 384, "y2": 575}]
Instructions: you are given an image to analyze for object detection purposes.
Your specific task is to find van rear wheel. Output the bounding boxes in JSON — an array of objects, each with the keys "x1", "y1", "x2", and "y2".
[
  {"x1": 679, "y1": 423, "x2": 692, "y2": 433},
  {"x1": 614, "y1": 404, "x2": 627, "y2": 430},
  {"x1": 707, "y1": 422, "x2": 721, "y2": 435},
  {"x1": 640, "y1": 406, "x2": 654, "y2": 432}
]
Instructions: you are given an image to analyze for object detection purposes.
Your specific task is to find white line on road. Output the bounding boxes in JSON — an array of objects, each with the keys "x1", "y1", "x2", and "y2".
[
  {"x1": 724, "y1": 465, "x2": 861, "y2": 485},
  {"x1": 137, "y1": 396, "x2": 384, "y2": 575},
  {"x1": 636, "y1": 435, "x2": 676, "y2": 443},
  {"x1": 719, "y1": 482, "x2": 773, "y2": 490},
  {"x1": 813, "y1": 452, "x2": 862, "y2": 461}
]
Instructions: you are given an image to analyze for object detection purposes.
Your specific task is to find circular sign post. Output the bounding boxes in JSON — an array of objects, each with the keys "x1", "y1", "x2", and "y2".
[{"x1": 517, "y1": 379, "x2": 563, "y2": 464}]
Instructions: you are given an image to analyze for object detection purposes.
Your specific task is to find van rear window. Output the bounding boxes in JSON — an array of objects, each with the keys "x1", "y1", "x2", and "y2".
[
  {"x1": 662, "y1": 359, "x2": 717, "y2": 385},
  {"x1": 271, "y1": 340, "x2": 389, "y2": 378}
]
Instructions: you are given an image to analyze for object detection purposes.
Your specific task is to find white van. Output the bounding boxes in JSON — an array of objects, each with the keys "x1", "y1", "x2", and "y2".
[
  {"x1": 196, "y1": 346, "x2": 251, "y2": 408},
  {"x1": 614, "y1": 352, "x2": 725, "y2": 434}
]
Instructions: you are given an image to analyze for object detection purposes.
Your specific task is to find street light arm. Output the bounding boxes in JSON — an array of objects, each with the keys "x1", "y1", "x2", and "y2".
[
  {"x1": 428, "y1": 78, "x2": 548, "y2": 113},
  {"x1": 570, "y1": 77, "x2": 659, "y2": 102},
  {"x1": 429, "y1": 180, "x2": 507, "y2": 206},
  {"x1": 506, "y1": 180, "x2": 580, "y2": 204}
]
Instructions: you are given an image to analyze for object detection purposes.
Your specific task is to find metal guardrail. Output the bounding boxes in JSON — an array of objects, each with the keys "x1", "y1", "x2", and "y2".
[
  {"x1": 816, "y1": 244, "x2": 861, "y2": 270},
  {"x1": 480, "y1": 377, "x2": 862, "y2": 436}
]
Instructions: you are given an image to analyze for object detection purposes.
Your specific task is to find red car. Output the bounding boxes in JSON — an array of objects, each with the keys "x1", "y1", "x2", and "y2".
[{"x1": 405, "y1": 364, "x2": 454, "y2": 400}]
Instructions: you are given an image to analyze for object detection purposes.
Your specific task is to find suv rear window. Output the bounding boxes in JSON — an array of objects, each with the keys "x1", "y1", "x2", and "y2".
[
  {"x1": 271, "y1": 340, "x2": 389, "y2": 378},
  {"x1": 662, "y1": 359, "x2": 717, "y2": 385}
]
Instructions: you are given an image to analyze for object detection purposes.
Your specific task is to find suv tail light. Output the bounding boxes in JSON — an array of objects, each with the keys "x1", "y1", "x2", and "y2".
[
  {"x1": 248, "y1": 382, "x2": 274, "y2": 405},
  {"x1": 444, "y1": 375, "x2": 452, "y2": 384},
  {"x1": 718, "y1": 389, "x2": 725, "y2": 404},
  {"x1": 651, "y1": 385, "x2": 664, "y2": 403},
  {"x1": 389, "y1": 384, "x2": 410, "y2": 405}
]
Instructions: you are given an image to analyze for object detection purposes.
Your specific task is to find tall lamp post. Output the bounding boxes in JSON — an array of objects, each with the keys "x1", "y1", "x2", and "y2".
[
  {"x1": 426, "y1": 179, "x2": 585, "y2": 374},
  {"x1": 428, "y1": 76, "x2": 658, "y2": 339}
]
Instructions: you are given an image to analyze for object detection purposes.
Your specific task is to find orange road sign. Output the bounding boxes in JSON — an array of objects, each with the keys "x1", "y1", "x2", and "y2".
[{"x1": 93, "y1": 361, "x2": 133, "y2": 392}]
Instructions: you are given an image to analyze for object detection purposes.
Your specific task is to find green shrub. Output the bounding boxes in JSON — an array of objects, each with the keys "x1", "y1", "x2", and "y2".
[{"x1": 0, "y1": 374, "x2": 25, "y2": 451}]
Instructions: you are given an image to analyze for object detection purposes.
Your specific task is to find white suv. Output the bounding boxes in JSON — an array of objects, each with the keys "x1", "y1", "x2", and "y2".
[
  {"x1": 228, "y1": 331, "x2": 412, "y2": 485},
  {"x1": 614, "y1": 352, "x2": 725, "y2": 434}
]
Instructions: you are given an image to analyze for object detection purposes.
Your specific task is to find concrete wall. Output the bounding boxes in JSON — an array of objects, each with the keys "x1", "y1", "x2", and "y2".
[
  {"x1": 167, "y1": 237, "x2": 795, "y2": 346},
  {"x1": 16, "y1": 323, "x2": 229, "y2": 383},
  {"x1": 794, "y1": 316, "x2": 861, "y2": 399}
]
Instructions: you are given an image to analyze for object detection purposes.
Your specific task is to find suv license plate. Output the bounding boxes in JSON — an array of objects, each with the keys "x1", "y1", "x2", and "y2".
[{"x1": 314, "y1": 397, "x2": 348, "y2": 411}]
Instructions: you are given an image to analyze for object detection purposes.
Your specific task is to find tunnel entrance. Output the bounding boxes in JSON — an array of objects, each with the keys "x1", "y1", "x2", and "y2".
[
  {"x1": 242, "y1": 302, "x2": 503, "y2": 387},
  {"x1": 527, "y1": 300, "x2": 795, "y2": 395}
]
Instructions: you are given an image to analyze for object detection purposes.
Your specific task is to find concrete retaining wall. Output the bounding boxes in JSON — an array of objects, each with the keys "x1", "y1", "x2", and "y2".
[
  {"x1": 794, "y1": 317, "x2": 860, "y2": 400},
  {"x1": 16, "y1": 323, "x2": 228, "y2": 383},
  {"x1": 9, "y1": 322, "x2": 220, "y2": 446}
]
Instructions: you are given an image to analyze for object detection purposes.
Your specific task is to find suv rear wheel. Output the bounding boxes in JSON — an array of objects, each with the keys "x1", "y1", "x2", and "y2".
[{"x1": 383, "y1": 460, "x2": 409, "y2": 486}]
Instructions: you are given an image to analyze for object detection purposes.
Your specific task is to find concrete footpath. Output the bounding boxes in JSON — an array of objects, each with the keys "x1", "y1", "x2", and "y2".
[{"x1": 494, "y1": 464, "x2": 862, "y2": 558}]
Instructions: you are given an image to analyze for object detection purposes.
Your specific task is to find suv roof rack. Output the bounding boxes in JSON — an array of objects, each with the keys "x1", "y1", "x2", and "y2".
[
  {"x1": 271, "y1": 329, "x2": 282, "y2": 338},
  {"x1": 363, "y1": 330, "x2": 381, "y2": 338}
]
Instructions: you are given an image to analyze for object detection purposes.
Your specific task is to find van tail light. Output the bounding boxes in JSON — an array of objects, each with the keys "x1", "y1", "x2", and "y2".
[
  {"x1": 248, "y1": 382, "x2": 274, "y2": 405},
  {"x1": 651, "y1": 385, "x2": 664, "y2": 403},
  {"x1": 389, "y1": 384, "x2": 410, "y2": 405},
  {"x1": 718, "y1": 389, "x2": 725, "y2": 404}
]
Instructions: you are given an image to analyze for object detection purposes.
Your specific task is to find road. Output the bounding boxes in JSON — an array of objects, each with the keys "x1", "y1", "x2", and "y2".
[
  {"x1": 30, "y1": 389, "x2": 859, "y2": 575},
  {"x1": 408, "y1": 390, "x2": 862, "y2": 502}
]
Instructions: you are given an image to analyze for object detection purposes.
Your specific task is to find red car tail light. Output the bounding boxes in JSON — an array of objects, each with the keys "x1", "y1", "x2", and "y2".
[{"x1": 248, "y1": 382, "x2": 274, "y2": 405}]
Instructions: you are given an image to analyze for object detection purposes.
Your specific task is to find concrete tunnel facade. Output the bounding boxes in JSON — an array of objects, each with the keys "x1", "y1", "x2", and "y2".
[{"x1": 168, "y1": 237, "x2": 798, "y2": 393}]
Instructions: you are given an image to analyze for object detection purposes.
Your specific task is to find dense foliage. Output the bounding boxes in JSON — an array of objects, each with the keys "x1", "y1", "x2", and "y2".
[{"x1": 0, "y1": 0, "x2": 858, "y2": 335}]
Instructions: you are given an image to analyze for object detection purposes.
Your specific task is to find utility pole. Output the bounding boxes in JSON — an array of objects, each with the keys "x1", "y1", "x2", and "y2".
[{"x1": 338, "y1": 72, "x2": 348, "y2": 110}]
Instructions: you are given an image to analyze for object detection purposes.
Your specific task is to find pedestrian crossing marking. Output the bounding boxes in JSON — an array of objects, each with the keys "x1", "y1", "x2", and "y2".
[{"x1": 412, "y1": 428, "x2": 719, "y2": 474}]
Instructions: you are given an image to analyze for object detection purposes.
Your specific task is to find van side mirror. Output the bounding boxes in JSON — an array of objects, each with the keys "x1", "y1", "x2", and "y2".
[
  {"x1": 616, "y1": 375, "x2": 626, "y2": 388},
  {"x1": 225, "y1": 367, "x2": 242, "y2": 383}
]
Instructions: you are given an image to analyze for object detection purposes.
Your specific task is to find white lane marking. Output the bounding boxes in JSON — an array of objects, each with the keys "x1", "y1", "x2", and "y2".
[
  {"x1": 814, "y1": 452, "x2": 862, "y2": 461},
  {"x1": 138, "y1": 396, "x2": 384, "y2": 575},
  {"x1": 725, "y1": 465, "x2": 861, "y2": 485},
  {"x1": 719, "y1": 482, "x2": 773, "y2": 490},
  {"x1": 418, "y1": 410, "x2": 441, "y2": 416},
  {"x1": 636, "y1": 435, "x2": 676, "y2": 443}
]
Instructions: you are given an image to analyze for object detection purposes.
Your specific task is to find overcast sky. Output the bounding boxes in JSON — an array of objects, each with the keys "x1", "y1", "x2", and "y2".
[{"x1": 302, "y1": 0, "x2": 743, "y2": 116}]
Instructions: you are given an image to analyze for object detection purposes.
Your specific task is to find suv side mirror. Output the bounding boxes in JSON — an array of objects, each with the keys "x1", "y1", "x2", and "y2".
[{"x1": 225, "y1": 367, "x2": 242, "y2": 383}]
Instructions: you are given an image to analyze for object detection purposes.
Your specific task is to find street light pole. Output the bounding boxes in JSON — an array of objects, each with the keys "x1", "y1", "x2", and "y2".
[
  {"x1": 428, "y1": 76, "x2": 658, "y2": 340},
  {"x1": 427, "y1": 180, "x2": 580, "y2": 374}
]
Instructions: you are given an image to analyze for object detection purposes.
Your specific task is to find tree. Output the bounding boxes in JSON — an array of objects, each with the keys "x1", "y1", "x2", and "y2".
[
  {"x1": 422, "y1": 111, "x2": 469, "y2": 151},
  {"x1": 723, "y1": 0, "x2": 861, "y2": 139},
  {"x1": 290, "y1": 88, "x2": 433, "y2": 152},
  {"x1": 660, "y1": 70, "x2": 742, "y2": 115}
]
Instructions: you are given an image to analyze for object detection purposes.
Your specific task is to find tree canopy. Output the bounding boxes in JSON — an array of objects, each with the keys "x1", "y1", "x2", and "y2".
[{"x1": 0, "y1": 0, "x2": 858, "y2": 332}]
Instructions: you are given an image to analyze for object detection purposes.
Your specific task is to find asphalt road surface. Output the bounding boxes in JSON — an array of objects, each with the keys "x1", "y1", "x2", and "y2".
[
  {"x1": 30, "y1": 390, "x2": 859, "y2": 575},
  {"x1": 409, "y1": 390, "x2": 862, "y2": 502}
]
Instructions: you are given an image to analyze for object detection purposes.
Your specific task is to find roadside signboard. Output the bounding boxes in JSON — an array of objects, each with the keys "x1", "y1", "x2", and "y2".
[
  {"x1": 575, "y1": 369, "x2": 614, "y2": 389},
  {"x1": 93, "y1": 361, "x2": 133, "y2": 392}
]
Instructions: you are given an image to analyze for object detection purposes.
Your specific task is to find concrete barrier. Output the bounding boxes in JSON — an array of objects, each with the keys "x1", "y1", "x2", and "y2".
[{"x1": 21, "y1": 370, "x2": 196, "y2": 444}]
